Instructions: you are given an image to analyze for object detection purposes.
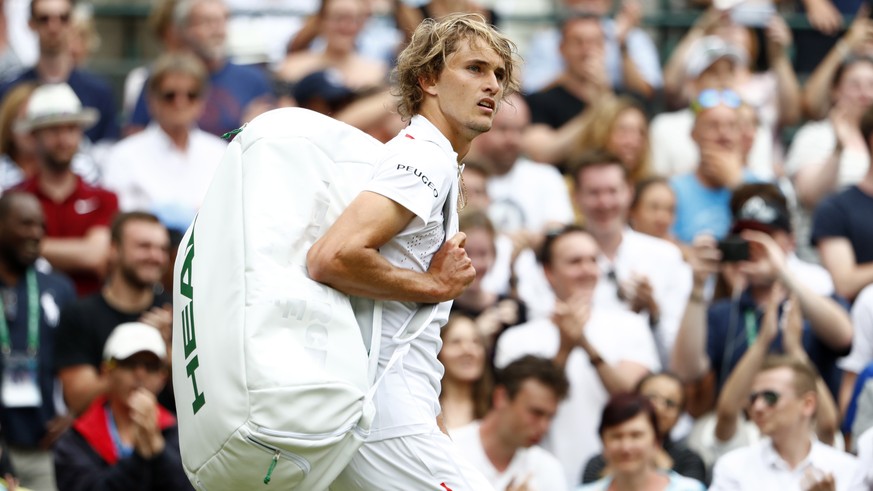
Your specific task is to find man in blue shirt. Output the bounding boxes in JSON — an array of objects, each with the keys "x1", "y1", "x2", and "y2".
[
  {"x1": 126, "y1": 0, "x2": 274, "y2": 138},
  {"x1": 671, "y1": 91, "x2": 757, "y2": 244}
]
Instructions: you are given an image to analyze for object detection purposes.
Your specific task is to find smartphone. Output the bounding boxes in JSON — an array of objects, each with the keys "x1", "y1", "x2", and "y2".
[{"x1": 718, "y1": 235, "x2": 750, "y2": 262}]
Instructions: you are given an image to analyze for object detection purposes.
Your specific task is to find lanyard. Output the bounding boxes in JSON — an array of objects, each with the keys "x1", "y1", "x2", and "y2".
[
  {"x1": 105, "y1": 405, "x2": 133, "y2": 459},
  {"x1": 744, "y1": 309, "x2": 757, "y2": 346},
  {"x1": 0, "y1": 268, "x2": 39, "y2": 357}
]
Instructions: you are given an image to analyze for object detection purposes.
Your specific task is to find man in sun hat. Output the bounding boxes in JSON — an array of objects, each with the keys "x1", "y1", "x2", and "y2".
[
  {"x1": 13, "y1": 82, "x2": 118, "y2": 297},
  {"x1": 0, "y1": 0, "x2": 119, "y2": 144},
  {"x1": 53, "y1": 322, "x2": 192, "y2": 490}
]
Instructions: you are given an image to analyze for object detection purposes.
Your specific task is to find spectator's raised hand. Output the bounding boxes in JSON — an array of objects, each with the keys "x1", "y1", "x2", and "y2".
[
  {"x1": 781, "y1": 295, "x2": 808, "y2": 360},
  {"x1": 621, "y1": 274, "x2": 660, "y2": 320},
  {"x1": 830, "y1": 102, "x2": 863, "y2": 149},
  {"x1": 553, "y1": 292, "x2": 592, "y2": 350},
  {"x1": 129, "y1": 388, "x2": 165, "y2": 459},
  {"x1": 766, "y1": 15, "x2": 793, "y2": 58},
  {"x1": 802, "y1": 468, "x2": 836, "y2": 491},
  {"x1": 505, "y1": 473, "x2": 532, "y2": 491},
  {"x1": 741, "y1": 229, "x2": 789, "y2": 277},
  {"x1": 688, "y1": 234, "x2": 721, "y2": 288},
  {"x1": 615, "y1": 0, "x2": 643, "y2": 44},
  {"x1": 581, "y1": 48, "x2": 610, "y2": 95},
  {"x1": 805, "y1": 0, "x2": 844, "y2": 35},
  {"x1": 699, "y1": 145, "x2": 744, "y2": 189},
  {"x1": 757, "y1": 282, "x2": 784, "y2": 347},
  {"x1": 844, "y1": 5, "x2": 873, "y2": 52}
]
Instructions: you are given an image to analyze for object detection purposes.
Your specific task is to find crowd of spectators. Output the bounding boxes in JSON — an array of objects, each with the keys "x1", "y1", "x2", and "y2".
[{"x1": 0, "y1": 0, "x2": 872, "y2": 489}]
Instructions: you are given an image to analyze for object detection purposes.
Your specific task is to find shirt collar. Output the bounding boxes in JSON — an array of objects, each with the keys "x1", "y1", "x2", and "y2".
[
  {"x1": 403, "y1": 115, "x2": 459, "y2": 163},
  {"x1": 761, "y1": 436, "x2": 816, "y2": 472}
]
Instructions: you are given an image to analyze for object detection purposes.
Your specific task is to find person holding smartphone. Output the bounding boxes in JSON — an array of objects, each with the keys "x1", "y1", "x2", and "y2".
[{"x1": 669, "y1": 185, "x2": 853, "y2": 415}]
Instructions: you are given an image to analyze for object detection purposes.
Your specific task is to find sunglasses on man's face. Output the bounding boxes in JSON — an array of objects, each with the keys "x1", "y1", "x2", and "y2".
[
  {"x1": 159, "y1": 90, "x2": 202, "y2": 104},
  {"x1": 691, "y1": 89, "x2": 742, "y2": 114},
  {"x1": 748, "y1": 389, "x2": 780, "y2": 407},
  {"x1": 34, "y1": 12, "x2": 71, "y2": 25}
]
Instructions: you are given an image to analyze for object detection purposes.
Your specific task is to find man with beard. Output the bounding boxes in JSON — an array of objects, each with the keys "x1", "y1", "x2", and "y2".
[
  {"x1": 0, "y1": 191, "x2": 76, "y2": 490},
  {"x1": 13, "y1": 82, "x2": 118, "y2": 296},
  {"x1": 55, "y1": 212, "x2": 172, "y2": 416}
]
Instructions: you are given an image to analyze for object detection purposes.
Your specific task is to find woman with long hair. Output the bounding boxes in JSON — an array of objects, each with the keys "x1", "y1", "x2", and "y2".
[
  {"x1": 574, "y1": 96, "x2": 651, "y2": 185},
  {"x1": 438, "y1": 314, "x2": 492, "y2": 430}
]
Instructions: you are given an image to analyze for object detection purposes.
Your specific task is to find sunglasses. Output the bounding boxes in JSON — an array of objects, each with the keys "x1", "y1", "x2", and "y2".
[
  {"x1": 691, "y1": 89, "x2": 742, "y2": 114},
  {"x1": 34, "y1": 12, "x2": 71, "y2": 25},
  {"x1": 159, "y1": 90, "x2": 201, "y2": 103},
  {"x1": 644, "y1": 393, "x2": 681, "y2": 410},
  {"x1": 748, "y1": 389, "x2": 780, "y2": 407},
  {"x1": 113, "y1": 357, "x2": 164, "y2": 374}
]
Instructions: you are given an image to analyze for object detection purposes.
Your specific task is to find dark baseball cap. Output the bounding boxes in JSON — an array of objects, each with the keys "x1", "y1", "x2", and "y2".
[
  {"x1": 731, "y1": 195, "x2": 792, "y2": 234},
  {"x1": 292, "y1": 69, "x2": 355, "y2": 106}
]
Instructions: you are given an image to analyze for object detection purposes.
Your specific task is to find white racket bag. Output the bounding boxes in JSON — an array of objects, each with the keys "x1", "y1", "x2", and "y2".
[{"x1": 172, "y1": 107, "x2": 391, "y2": 490}]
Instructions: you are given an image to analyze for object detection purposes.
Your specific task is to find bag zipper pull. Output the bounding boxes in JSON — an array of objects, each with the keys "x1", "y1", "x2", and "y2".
[{"x1": 263, "y1": 450, "x2": 280, "y2": 484}]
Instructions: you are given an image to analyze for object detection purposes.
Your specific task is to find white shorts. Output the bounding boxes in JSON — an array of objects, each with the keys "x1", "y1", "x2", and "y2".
[{"x1": 330, "y1": 429, "x2": 494, "y2": 491}]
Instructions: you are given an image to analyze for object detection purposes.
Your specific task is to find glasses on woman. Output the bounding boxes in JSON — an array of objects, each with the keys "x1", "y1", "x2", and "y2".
[
  {"x1": 748, "y1": 389, "x2": 780, "y2": 407},
  {"x1": 691, "y1": 89, "x2": 742, "y2": 114},
  {"x1": 644, "y1": 393, "x2": 680, "y2": 411}
]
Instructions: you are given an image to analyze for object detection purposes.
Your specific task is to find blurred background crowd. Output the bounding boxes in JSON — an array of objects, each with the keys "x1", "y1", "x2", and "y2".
[{"x1": 1, "y1": 0, "x2": 873, "y2": 490}]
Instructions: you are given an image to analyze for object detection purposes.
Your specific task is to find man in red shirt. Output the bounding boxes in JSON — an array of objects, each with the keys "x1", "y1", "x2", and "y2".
[{"x1": 14, "y1": 82, "x2": 118, "y2": 296}]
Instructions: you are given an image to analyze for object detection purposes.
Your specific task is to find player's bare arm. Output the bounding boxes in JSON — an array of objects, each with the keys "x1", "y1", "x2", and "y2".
[{"x1": 307, "y1": 191, "x2": 475, "y2": 303}]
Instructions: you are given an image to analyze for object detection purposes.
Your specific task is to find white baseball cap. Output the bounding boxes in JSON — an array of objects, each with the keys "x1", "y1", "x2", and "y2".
[
  {"x1": 103, "y1": 322, "x2": 167, "y2": 361},
  {"x1": 685, "y1": 36, "x2": 747, "y2": 79},
  {"x1": 15, "y1": 83, "x2": 99, "y2": 133}
]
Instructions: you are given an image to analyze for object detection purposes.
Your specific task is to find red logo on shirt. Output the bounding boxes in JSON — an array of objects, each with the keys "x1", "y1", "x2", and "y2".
[
  {"x1": 440, "y1": 483, "x2": 452, "y2": 491},
  {"x1": 405, "y1": 134, "x2": 415, "y2": 140}
]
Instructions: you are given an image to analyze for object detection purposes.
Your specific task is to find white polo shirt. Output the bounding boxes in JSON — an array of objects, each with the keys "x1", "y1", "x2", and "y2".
[
  {"x1": 102, "y1": 123, "x2": 226, "y2": 230},
  {"x1": 364, "y1": 115, "x2": 460, "y2": 442},
  {"x1": 451, "y1": 421, "x2": 568, "y2": 491},
  {"x1": 710, "y1": 438, "x2": 858, "y2": 491}
]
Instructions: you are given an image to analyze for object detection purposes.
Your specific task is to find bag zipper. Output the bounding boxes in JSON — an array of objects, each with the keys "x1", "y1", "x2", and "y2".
[
  {"x1": 256, "y1": 421, "x2": 368, "y2": 440},
  {"x1": 245, "y1": 435, "x2": 312, "y2": 477}
]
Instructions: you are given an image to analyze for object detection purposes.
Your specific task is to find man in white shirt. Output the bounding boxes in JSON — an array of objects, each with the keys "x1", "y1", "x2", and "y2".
[
  {"x1": 467, "y1": 93, "x2": 574, "y2": 242},
  {"x1": 710, "y1": 355, "x2": 858, "y2": 491},
  {"x1": 308, "y1": 13, "x2": 520, "y2": 491},
  {"x1": 452, "y1": 355, "x2": 569, "y2": 491},
  {"x1": 103, "y1": 52, "x2": 226, "y2": 235},
  {"x1": 569, "y1": 150, "x2": 691, "y2": 366},
  {"x1": 495, "y1": 225, "x2": 660, "y2": 487}
]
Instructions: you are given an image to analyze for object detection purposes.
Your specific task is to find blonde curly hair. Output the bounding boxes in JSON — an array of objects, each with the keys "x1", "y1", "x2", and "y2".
[{"x1": 393, "y1": 13, "x2": 520, "y2": 122}]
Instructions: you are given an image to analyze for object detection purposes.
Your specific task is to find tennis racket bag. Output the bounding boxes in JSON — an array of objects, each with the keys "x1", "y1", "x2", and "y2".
[{"x1": 172, "y1": 107, "x2": 388, "y2": 490}]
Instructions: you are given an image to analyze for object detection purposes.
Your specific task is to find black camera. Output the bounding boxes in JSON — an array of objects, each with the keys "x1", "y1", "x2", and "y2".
[{"x1": 718, "y1": 235, "x2": 750, "y2": 262}]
